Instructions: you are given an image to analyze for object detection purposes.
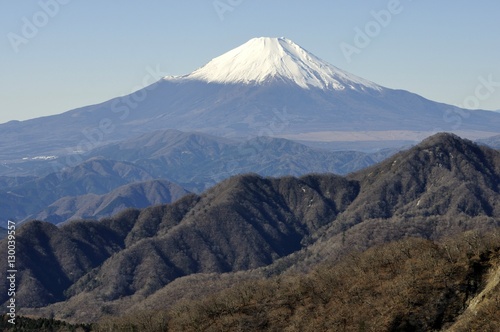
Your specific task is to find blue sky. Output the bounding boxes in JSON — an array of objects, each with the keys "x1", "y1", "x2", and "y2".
[{"x1": 1, "y1": 0, "x2": 499, "y2": 124}]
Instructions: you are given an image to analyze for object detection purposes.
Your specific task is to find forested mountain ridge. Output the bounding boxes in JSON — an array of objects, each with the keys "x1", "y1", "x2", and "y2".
[
  {"x1": 28, "y1": 179, "x2": 189, "y2": 224},
  {"x1": 0, "y1": 130, "x2": 395, "y2": 228},
  {"x1": 1, "y1": 133, "x2": 499, "y2": 324}
]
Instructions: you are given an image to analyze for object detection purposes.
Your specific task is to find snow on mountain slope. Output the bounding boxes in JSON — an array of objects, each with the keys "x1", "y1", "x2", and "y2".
[
  {"x1": 1, "y1": 37, "x2": 499, "y2": 162},
  {"x1": 166, "y1": 37, "x2": 382, "y2": 91}
]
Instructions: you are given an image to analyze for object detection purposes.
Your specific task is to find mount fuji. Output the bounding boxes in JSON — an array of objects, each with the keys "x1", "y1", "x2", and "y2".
[
  {"x1": 1, "y1": 37, "x2": 500, "y2": 160},
  {"x1": 178, "y1": 37, "x2": 381, "y2": 91}
]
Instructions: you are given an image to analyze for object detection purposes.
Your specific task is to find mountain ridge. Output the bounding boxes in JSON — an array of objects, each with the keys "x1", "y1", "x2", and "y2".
[
  {"x1": 28, "y1": 179, "x2": 190, "y2": 224},
  {"x1": 0, "y1": 159, "x2": 156, "y2": 227},
  {"x1": 2, "y1": 133, "x2": 500, "y2": 322},
  {"x1": 1, "y1": 37, "x2": 499, "y2": 160},
  {"x1": 0, "y1": 130, "x2": 396, "y2": 228}
]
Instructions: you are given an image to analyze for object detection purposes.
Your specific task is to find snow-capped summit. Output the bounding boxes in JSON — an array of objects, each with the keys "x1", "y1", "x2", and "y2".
[
  {"x1": 3, "y1": 36, "x2": 500, "y2": 163},
  {"x1": 165, "y1": 37, "x2": 381, "y2": 91}
]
